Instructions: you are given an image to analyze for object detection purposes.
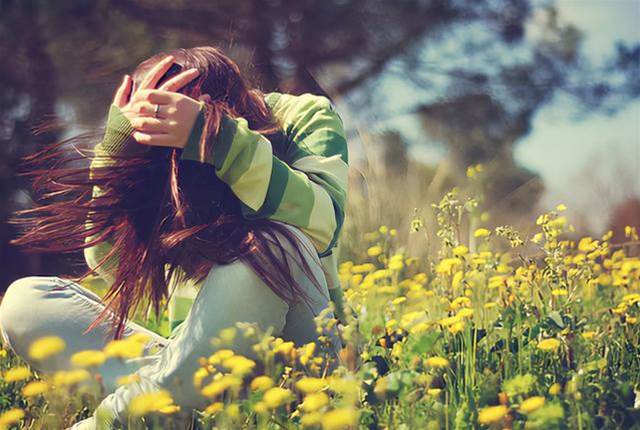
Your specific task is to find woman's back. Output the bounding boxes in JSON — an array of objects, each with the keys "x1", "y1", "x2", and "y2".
[{"x1": 172, "y1": 222, "x2": 343, "y2": 356}]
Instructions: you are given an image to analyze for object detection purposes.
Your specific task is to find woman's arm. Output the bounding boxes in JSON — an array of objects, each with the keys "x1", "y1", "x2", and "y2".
[
  {"x1": 178, "y1": 93, "x2": 348, "y2": 322},
  {"x1": 179, "y1": 92, "x2": 348, "y2": 258},
  {"x1": 84, "y1": 57, "x2": 202, "y2": 283}
]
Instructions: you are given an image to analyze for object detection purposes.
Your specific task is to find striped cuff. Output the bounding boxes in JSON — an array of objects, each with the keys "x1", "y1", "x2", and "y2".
[
  {"x1": 100, "y1": 104, "x2": 145, "y2": 156},
  {"x1": 178, "y1": 104, "x2": 218, "y2": 165}
]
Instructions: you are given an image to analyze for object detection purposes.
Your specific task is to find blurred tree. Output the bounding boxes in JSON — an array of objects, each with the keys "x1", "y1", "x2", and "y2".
[
  {"x1": 0, "y1": 0, "x2": 638, "y2": 287},
  {"x1": 0, "y1": 0, "x2": 541, "y2": 286},
  {"x1": 411, "y1": 6, "x2": 639, "y2": 212}
]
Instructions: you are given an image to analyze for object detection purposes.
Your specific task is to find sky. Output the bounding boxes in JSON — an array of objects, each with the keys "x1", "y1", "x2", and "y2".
[
  {"x1": 514, "y1": 0, "x2": 640, "y2": 231},
  {"x1": 344, "y1": 0, "x2": 640, "y2": 233}
]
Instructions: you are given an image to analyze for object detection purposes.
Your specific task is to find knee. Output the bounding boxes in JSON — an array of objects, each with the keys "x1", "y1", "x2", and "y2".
[{"x1": 0, "y1": 276, "x2": 63, "y2": 351}]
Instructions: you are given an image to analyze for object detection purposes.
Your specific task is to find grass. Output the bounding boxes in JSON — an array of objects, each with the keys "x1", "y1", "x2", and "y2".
[{"x1": 1, "y1": 171, "x2": 640, "y2": 429}]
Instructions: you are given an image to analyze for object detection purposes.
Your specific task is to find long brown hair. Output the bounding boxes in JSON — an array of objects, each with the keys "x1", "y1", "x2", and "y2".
[{"x1": 10, "y1": 46, "x2": 323, "y2": 340}]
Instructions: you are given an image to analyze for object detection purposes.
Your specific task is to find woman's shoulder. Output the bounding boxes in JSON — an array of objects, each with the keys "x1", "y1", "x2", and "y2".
[{"x1": 264, "y1": 91, "x2": 336, "y2": 119}]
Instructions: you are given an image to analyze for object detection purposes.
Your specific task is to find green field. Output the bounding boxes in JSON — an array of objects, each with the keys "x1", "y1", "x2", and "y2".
[{"x1": 1, "y1": 181, "x2": 640, "y2": 430}]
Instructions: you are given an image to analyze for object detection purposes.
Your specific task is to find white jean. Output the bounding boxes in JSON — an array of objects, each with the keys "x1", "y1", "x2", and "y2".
[
  {"x1": 0, "y1": 276, "x2": 168, "y2": 394},
  {"x1": 0, "y1": 226, "x2": 342, "y2": 429}
]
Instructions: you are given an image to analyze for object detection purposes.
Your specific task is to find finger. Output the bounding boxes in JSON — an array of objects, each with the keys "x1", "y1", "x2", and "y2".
[
  {"x1": 158, "y1": 68, "x2": 200, "y2": 92},
  {"x1": 139, "y1": 55, "x2": 175, "y2": 90},
  {"x1": 113, "y1": 75, "x2": 132, "y2": 108},
  {"x1": 133, "y1": 132, "x2": 177, "y2": 148},
  {"x1": 130, "y1": 117, "x2": 170, "y2": 134},
  {"x1": 132, "y1": 89, "x2": 174, "y2": 106},
  {"x1": 129, "y1": 100, "x2": 172, "y2": 118}
]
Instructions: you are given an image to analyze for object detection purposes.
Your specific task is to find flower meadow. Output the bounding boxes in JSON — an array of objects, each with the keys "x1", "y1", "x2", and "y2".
[{"x1": 1, "y1": 174, "x2": 640, "y2": 429}]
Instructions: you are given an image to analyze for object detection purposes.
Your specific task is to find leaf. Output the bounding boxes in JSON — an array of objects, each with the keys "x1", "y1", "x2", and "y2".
[{"x1": 547, "y1": 311, "x2": 565, "y2": 329}]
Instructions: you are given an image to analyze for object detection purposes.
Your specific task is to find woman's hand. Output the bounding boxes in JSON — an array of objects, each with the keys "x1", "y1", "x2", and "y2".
[{"x1": 112, "y1": 55, "x2": 206, "y2": 149}]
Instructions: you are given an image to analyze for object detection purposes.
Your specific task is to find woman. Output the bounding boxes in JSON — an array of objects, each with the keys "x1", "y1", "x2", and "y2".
[{"x1": 0, "y1": 47, "x2": 350, "y2": 428}]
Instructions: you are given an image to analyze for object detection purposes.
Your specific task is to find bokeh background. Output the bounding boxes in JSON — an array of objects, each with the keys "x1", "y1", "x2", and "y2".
[{"x1": 1, "y1": 0, "x2": 639, "y2": 291}]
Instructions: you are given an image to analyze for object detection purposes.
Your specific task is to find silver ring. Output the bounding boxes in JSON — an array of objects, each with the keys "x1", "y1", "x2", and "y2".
[{"x1": 153, "y1": 103, "x2": 160, "y2": 118}]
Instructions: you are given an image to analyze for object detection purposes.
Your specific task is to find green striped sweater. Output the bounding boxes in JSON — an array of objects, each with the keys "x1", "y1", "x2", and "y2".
[{"x1": 85, "y1": 91, "x2": 348, "y2": 334}]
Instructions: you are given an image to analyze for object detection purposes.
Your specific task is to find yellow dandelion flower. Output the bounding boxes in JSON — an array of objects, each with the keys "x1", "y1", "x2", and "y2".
[
  {"x1": 250, "y1": 376, "x2": 275, "y2": 392},
  {"x1": 321, "y1": 407, "x2": 359, "y2": 430},
  {"x1": 208, "y1": 349, "x2": 235, "y2": 366},
  {"x1": 538, "y1": 338, "x2": 562, "y2": 352},
  {"x1": 301, "y1": 392, "x2": 330, "y2": 412},
  {"x1": 226, "y1": 403, "x2": 240, "y2": 419},
  {"x1": 478, "y1": 404, "x2": 508, "y2": 425},
  {"x1": 551, "y1": 289, "x2": 568, "y2": 296},
  {"x1": 201, "y1": 375, "x2": 241, "y2": 398},
  {"x1": 328, "y1": 376, "x2": 360, "y2": 396},
  {"x1": 218, "y1": 327, "x2": 237, "y2": 345},
  {"x1": 581, "y1": 331, "x2": 597, "y2": 341},
  {"x1": 300, "y1": 342, "x2": 316, "y2": 366},
  {"x1": 71, "y1": 350, "x2": 107, "y2": 367},
  {"x1": 389, "y1": 260, "x2": 404, "y2": 271},
  {"x1": 351, "y1": 263, "x2": 375, "y2": 273},
  {"x1": 0, "y1": 408, "x2": 25, "y2": 427},
  {"x1": 556, "y1": 204, "x2": 567, "y2": 211},
  {"x1": 427, "y1": 388, "x2": 442, "y2": 396},
  {"x1": 117, "y1": 373, "x2": 141, "y2": 386},
  {"x1": 158, "y1": 404, "x2": 180, "y2": 415},
  {"x1": 22, "y1": 381, "x2": 49, "y2": 397},
  {"x1": 488, "y1": 275, "x2": 507, "y2": 289},
  {"x1": 263, "y1": 387, "x2": 293, "y2": 409},
  {"x1": 129, "y1": 390, "x2": 176, "y2": 417},
  {"x1": 367, "y1": 246, "x2": 383, "y2": 257},
  {"x1": 253, "y1": 401, "x2": 268, "y2": 415},
  {"x1": 274, "y1": 341, "x2": 295, "y2": 357},
  {"x1": 53, "y1": 369, "x2": 90, "y2": 387},
  {"x1": 549, "y1": 383, "x2": 562, "y2": 395},
  {"x1": 437, "y1": 258, "x2": 461, "y2": 275},
  {"x1": 519, "y1": 396, "x2": 545, "y2": 414},
  {"x1": 193, "y1": 368, "x2": 209, "y2": 388},
  {"x1": 222, "y1": 355, "x2": 256, "y2": 376},
  {"x1": 450, "y1": 295, "x2": 471, "y2": 310},
  {"x1": 296, "y1": 377, "x2": 328, "y2": 394},
  {"x1": 448, "y1": 321, "x2": 465, "y2": 334},
  {"x1": 3, "y1": 366, "x2": 31, "y2": 383},
  {"x1": 453, "y1": 245, "x2": 469, "y2": 257},
  {"x1": 578, "y1": 237, "x2": 598, "y2": 253},
  {"x1": 425, "y1": 356, "x2": 450, "y2": 368},
  {"x1": 28, "y1": 336, "x2": 65, "y2": 361},
  {"x1": 391, "y1": 297, "x2": 406, "y2": 307},
  {"x1": 104, "y1": 339, "x2": 144, "y2": 359},
  {"x1": 474, "y1": 228, "x2": 491, "y2": 238},
  {"x1": 457, "y1": 308, "x2": 474, "y2": 319},
  {"x1": 439, "y1": 315, "x2": 461, "y2": 327},
  {"x1": 301, "y1": 411, "x2": 322, "y2": 427}
]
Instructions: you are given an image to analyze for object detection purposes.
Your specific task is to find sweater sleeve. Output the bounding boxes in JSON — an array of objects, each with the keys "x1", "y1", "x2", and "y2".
[
  {"x1": 83, "y1": 104, "x2": 140, "y2": 284},
  {"x1": 179, "y1": 92, "x2": 349, "y2": 258}
]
